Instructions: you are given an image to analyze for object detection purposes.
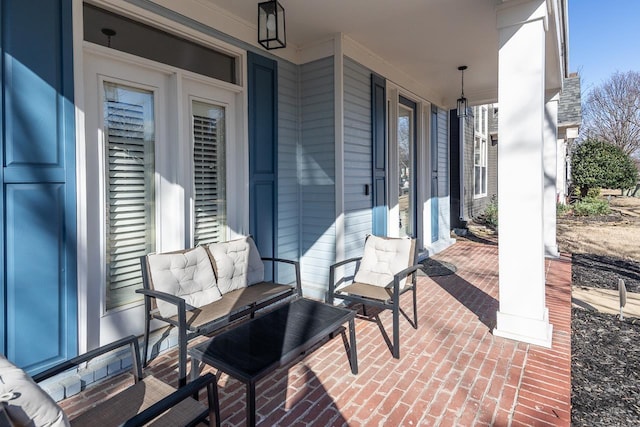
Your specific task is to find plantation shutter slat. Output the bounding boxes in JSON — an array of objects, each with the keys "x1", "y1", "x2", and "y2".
[
  {"x1": 193, "y1": 109, "x2": 226, "y2": 245},
  {"x1": 104, "y1": 93, "x2": 155, "y2": 309}
]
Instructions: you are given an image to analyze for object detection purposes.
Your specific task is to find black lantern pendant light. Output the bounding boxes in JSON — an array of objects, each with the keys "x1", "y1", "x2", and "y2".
[
  {"x1": 258, "y1": 1, "x2": 286, "y2": 50},
  {"x1": 457, "y1": 65, "x2": 468, "y2": 118}
]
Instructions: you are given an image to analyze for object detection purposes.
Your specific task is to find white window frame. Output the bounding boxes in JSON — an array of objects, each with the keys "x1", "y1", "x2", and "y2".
[
  {"x1": 473, "y1": 105, "x2": 488, "y2": 198},
  {"x1": 74, "y1": 1, "x2": 248, "y2": 350}
]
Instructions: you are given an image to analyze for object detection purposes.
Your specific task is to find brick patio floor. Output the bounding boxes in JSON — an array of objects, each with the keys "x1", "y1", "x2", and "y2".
[{"x1": 60, "y1": 240, "x2": 572, "y2": 426}]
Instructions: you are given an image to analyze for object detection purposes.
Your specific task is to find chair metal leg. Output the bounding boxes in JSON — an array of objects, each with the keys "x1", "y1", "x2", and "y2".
[
  {"x1": 392, "y1": 305, "x2": 400, "y2": 359},
  {"x1": 207, "y1": 380, "x2": 221, "y2": 427},
  {"x1": 142, "y1": 313, "x2": 151, "y2": 367},
  {"x1": 177, "y1": 306, "x2": 188, "y2": 388},
  {"x1": 413, "y1": 285, "x2": 418, "y2": 328}
]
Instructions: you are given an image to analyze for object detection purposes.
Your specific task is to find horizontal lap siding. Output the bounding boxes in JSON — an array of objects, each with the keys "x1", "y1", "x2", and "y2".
[
  {"x1": 344, "y1": 58, "x2": 372, "y2": 259},
  {"x1": 300, "y1": 58, "x2": 335, "y2": 294},
  {"x1": 276, "y1": 60, "x2": 300, "y2": 283},
  {"x1": 464, "y1": 108, "x2": 498, "y2": 220}
]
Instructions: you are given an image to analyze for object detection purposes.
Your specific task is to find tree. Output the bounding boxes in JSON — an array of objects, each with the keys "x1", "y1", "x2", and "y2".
[
  {"x1": 571, "y1": 139, "x2": 638, "y2": 196},
  {"x1": 581, "y1": 71, "x2": 640, "y2": 157}
]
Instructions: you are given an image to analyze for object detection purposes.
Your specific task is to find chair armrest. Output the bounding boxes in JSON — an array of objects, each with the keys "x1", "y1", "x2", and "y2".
[
  {"x1": 261, "y1": 257, "x2": 302, "y2": 297},
  {"x1": 135, "y1": 288, "x2": 187, "y2": 309},
  {"x1": 391, "y1": 264, "x2": 423, "y2": 299},
  {"x1": 393, "y1": 264, "x2": 423, "y2": 280},
  {"x1": 33, "y1": 335, "x2": 142, "y2": 383},
  {"x1": 330, "y1": 257, "x2": 363, "y2": 271},
  {"x1": 327, "y1": 257, "x2": 363, "y2": 304},
  {"x1": 120, "y1": 373, "x2": 217, "y2": 427}
]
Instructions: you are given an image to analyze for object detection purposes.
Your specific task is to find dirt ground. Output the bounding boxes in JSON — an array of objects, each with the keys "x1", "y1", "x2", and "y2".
[
  {"x1": 556, "y1": 194, "x2": 640, "y2": 262},
  {"x1": 556, "y1": 193, "x2": 640, "y2": 425}
]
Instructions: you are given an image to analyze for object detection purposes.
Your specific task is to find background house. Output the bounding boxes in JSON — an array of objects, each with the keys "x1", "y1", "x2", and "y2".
[{"x1": 450, "y1": 74, "x2": 581, "y2": 230}]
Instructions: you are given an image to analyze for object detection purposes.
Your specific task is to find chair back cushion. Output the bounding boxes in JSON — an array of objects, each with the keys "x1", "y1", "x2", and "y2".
[
  {"x1": 147, "y1": 246, "x2": 222, "y2": 318},
  {"x1": 0, "y1": 355, "x2": 70, "y2": 427},
  {"x1": 206, "y1": 236, "x2": 265, "y2": 294},
  {"x1": 354, "y1": 235, "x2": 415, "y2": 289}
]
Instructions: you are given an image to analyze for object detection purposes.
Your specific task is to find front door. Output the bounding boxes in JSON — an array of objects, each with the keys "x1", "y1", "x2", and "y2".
[
  {"x1": 398, "y1": 96, "x2": 417, "y2": 238},
  {"x1": 84, "y1": 49, "x2": 240, "y2": 346}
]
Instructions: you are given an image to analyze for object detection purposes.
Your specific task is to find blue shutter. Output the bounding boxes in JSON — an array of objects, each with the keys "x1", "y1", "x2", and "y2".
[
  {"x1": 247, "y1": 52, "x2": 277, "y2": 279},
  {"x1": 1, "y1": 0, "x2": 77, "y2": 373},
  {"x1": 371, "y1": 74, "x2": 387, "y2": 236}
]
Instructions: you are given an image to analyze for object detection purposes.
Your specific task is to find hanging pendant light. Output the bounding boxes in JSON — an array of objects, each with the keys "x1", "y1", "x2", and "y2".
[
  {"x1": 457, "y1": 65, "x2": 468, "y2": 118},
  {"x1": 258, "y1": 1, "x2": 286, "y2": 50}
]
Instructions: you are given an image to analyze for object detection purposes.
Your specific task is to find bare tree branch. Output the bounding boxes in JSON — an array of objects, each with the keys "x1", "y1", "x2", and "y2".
[{"x1": 582, "y1": 71, "x2": 640, "y2": 156}]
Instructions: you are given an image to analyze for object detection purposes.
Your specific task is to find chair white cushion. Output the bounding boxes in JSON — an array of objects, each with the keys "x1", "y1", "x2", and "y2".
[
  {"x1": 147, "y1": 246, "x2": 222, "y2": 318},
  {"x1": 0, "y1": 355, "x2": 70, "y2": 427},
  {"x1": 354, "y1": 235, "x2": 414, "y2": 289},
  {"x1": 206, "y1": 236, "x2": 265, "y2": 295}
]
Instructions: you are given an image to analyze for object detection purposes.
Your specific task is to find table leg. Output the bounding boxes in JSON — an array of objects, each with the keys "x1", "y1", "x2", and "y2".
[
  {"x1": 349, "y1": 318, "x2": 358, "y2": 374},
  {"x1": 191, "y1": 358, "x2": 200, "y2": 381},
  {"x1": 247, "y1": 381, "x2": 256, "y2": 427}
]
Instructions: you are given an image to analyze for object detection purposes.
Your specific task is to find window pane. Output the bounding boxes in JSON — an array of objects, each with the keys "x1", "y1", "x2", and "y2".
[
  {"x1": 398, "y1": 104, "x2": 413, "y2": 238},
  {"x1": 104, "y1": 82, "x2": 156, "y2": 310},
  {"x1": 84, "y1": 4, "x2": 236, "y2": 84},
  {"x1": 193, "y1": 101, "x2": 227, "y2": 245}
]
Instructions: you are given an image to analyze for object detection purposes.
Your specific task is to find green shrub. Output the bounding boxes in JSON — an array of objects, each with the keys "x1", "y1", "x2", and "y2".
[
  {"x1": 586, "y1": 187, "x2": 601, "y2": 198},
  {"x1": 571, "y1": 139, "x2": 638, "y2": 196},
  {"x1": 557, "y1": 203, "x2": 571, "y2": 217},
  {"x1": 572, "y1": 197, "x2": 611, "y2": 216},
  {"x1": 484, "y1": 195, "x2": 498, "y2": 228}
]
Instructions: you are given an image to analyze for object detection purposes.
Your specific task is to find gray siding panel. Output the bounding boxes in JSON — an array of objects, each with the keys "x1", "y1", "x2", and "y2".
[
  {"x1": 300, "y1": 57, "x2": 335, "y2": 290},
  {"x1": 344, "y1": 57, "x2": 373, "y2": 259},
  {"x1": 277, "y1": 60, "x2": 300, "y2": 283},
  {"x1": 464, "y1": 107, "x2": 498, "y2": 220}
]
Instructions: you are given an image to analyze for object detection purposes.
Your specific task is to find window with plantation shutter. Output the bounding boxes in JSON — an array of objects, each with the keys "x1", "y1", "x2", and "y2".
[
  {"x1": 104, "y1": 82, "x2": 156, "y2": 310},
  {"x1": 192, "y1": 101, "x2": 227, "y2": 245},
  {"x1": 473, "y1": 105, "x2": 488, "y2": 198}
]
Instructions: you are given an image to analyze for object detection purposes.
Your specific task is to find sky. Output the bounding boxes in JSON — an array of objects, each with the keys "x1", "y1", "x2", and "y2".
[{"x1": 569, "y1": 1, "x2": 640, "y2": 93}]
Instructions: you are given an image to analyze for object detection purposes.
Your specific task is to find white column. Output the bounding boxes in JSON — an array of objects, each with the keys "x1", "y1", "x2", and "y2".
[
  {"x1": 544, "y1": 95, "x2": 559, "y2": 258},
  {"x1": 494, "y1": 0, "x2": 553, "y2": 348}
]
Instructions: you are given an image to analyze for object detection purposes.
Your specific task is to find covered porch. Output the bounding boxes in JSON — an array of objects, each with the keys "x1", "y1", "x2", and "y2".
[{"x1": 60, "y1": 240, "x2": 572, "y2": 426}]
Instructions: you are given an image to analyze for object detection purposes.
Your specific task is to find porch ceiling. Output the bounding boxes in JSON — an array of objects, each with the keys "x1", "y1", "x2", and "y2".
[{"x1": 201, "y1": 0, "x2": 566, "y2": 108}]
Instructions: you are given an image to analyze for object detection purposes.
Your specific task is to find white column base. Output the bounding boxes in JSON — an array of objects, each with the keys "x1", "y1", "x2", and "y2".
[{"x1": 493, "y1": 308, "x2": 553, "y2": 348}]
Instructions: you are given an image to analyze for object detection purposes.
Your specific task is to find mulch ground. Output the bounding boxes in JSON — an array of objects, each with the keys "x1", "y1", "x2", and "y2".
[
  {"x1": 573, "y1": 253, "x2": 640, "y2": 293},
  {"x1": 571, "y1": 253, "x2": 640, "y2": 426}
]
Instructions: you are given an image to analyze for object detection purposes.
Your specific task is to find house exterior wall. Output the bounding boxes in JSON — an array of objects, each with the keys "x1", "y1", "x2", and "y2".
[
  {"x1": 299, "y1": 57, "x2": 336, "y2": 298},
  {"x1": 276, "y1": 61, "x2": 301, "y2": 283},
  {"x1": 435, "y1": 108, "x2": 453, "y2": 244},
  {"x1": 2, "y1": 0, "x2": 460, "y2": 378},
  {"x1": 451, "y1": 106, "x2": 499, "y2": 226},
  {"x1": 343, "y1": 57, "x2": 373, "y2": 259},
  {"x1": 465, "y1": 106, "x2": 498, "y2": 220},
  {"x1": 0, "y1": 0, "x2": 78, "y2": 374}
]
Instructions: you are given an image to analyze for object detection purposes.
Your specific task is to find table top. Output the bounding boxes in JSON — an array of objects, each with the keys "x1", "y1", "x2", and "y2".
[{"x1": 189, "y1": 298, "x2": 355, "y2": 382}]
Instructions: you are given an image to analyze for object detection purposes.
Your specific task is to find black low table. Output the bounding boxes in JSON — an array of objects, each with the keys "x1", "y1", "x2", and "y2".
[{"x1": 189, "y1": 297, "x2": 357, "y2": 426}]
